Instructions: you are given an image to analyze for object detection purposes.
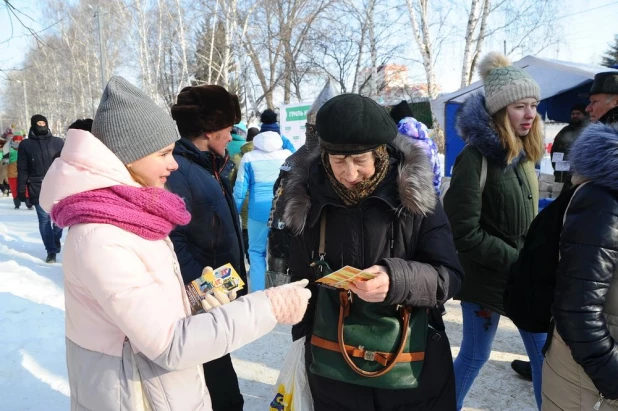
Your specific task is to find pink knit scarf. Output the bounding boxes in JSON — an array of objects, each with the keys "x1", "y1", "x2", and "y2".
[{"x1": 51, "y1": 186, "x2": 191, "y2": 241}]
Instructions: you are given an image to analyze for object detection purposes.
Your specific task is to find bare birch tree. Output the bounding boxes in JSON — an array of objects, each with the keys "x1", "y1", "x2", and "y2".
[
  {"x1": 405, "y1": 0, "x2": 449, "y2": 150},
  {"x1": 459, "y1": 0, "x2": 562, "y2": 87},
  {"x1": 303, "y1": 0, "x2": 405, "y2": 97},
  {"x1": 241, "y1": 0, "x2": 331, "y2": 107},
  {"x1": 460, "y1": 0, "x2": 490, "y2": 88},
  {"x1": 1, "y1": 0, "x2": 128, "y2": 131}
]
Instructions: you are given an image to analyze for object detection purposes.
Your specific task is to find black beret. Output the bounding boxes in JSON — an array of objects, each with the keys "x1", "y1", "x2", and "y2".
[{"x1": 316, "y1": 94, "x2": 397, "y2": 154}]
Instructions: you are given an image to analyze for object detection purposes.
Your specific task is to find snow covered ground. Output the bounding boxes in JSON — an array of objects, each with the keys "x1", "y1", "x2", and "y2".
[{"x1": 0, "y1": 195, "x2": 537, "y2": 410}]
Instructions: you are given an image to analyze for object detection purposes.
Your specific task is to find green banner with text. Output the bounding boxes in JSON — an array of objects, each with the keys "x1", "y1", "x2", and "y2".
[{"x1": 285, "y1": 105, "x2": 311, "y2": 122}]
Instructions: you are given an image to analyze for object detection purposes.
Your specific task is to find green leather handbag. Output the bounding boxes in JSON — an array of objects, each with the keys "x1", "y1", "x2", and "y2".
[{"x1": 309, "y1": 214, "x2": 427, "y2": 389}]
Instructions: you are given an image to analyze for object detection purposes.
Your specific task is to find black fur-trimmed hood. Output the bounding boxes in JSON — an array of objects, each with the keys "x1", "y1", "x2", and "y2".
[
  {"x1": 281, "y1": 134, "x2": 437, "y2": 235},
  {"x1": 456, "y1": 92, "x2": 524, "y2": 168}
]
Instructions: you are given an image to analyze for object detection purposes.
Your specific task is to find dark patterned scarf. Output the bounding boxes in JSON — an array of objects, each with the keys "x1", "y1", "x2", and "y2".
[{"x1": 321, "y1": 145, "x2": 390, "y2": 206}]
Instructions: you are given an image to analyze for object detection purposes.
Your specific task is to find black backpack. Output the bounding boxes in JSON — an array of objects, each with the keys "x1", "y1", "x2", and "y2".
[{"x1": 503, "y1": 184, "x2": 584, "y2": 333}]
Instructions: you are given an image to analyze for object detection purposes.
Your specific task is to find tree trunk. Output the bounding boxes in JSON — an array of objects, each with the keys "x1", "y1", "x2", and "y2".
[
  {"x1": 351, "y1": 19, "x2": 367, "y2": 94},
  {"x1": 174, "y1": 0, "x2": 189, "y2": 92},
  {"x1": 368, "y1": 0, "x2": 377, "y2": 97},
  {"x1": 242, "y1": 38, "x2": 275, "y2": 109},
  {"x1": 208, "y1": 0, "x2": 220, "y2": 84},
  {"x1": 467, "y1": 0, "x2": 491, "y2": 85},
  {"x1": 461, "y1": 0, "x2": 481, "y2": 88},
  {"x1": 405, "y1": 0, "x2": 443, "y2": 151}
]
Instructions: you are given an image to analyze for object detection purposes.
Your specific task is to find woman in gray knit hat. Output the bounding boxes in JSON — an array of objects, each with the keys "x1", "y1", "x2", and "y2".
[
  {"x1": 443, "y1": 52, "x2": 545, "y2": 410},
  {"x1": 38, "y1": 76, "x2": 311, "y2": 411}
]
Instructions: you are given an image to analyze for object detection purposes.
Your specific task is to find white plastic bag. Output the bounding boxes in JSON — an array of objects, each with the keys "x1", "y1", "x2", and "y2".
[{"x1": 269, "y1": 336, "x2": 314, "y2": 411}]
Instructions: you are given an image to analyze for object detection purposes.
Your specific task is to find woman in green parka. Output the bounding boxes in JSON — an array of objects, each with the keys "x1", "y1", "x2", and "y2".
[{"x1": 443, "y1": 52, "x2": 546, "y2": 410}]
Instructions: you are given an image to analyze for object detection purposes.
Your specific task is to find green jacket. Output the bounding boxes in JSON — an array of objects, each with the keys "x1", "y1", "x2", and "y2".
[{"x1": 443, "y1": 93, "x2": 538, "y2": 314}]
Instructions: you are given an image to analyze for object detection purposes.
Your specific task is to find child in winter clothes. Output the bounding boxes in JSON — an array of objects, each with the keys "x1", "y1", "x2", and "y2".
[
  {"x1": 390, "y1": 101, "x2": 442, "y2": 194},
  {"x1": 402, "y1": 123, "x2": 441, "y2": 192},
  {"x1": 39, "y1": 76, "x2": 311, "y2": 411}
]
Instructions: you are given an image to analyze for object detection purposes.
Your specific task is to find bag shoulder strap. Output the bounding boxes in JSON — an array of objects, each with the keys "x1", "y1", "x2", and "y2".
[
  {"x1": 319, "y1": 212, "x2": 326, "y2": 256},
  {"x1": 563, "y1": 181, "x2": 589, "y2": 225},
  {"x1": 480, "y1": 155, "x2": 487, "y2": 192}
]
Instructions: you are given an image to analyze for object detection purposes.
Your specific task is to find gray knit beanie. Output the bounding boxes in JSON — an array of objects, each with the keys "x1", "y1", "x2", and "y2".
[
  {"x1": 479, "y1": 52, "x2": 540, "y2": 115},
  {"x1": 92, "y1": 76, "x2": 180, "y2": 165}
]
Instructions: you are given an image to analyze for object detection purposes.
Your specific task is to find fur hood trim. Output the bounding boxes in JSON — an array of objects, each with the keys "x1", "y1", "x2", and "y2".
[
  {"x1": 456, "y1": 92, "x2": 524, "y2": 168},
  {"x1": 570, "y1": 123, "x2": 618, "y2": 191},
  {"x1": 281, "y1": 134, "x2": 437, "y2": 235}
]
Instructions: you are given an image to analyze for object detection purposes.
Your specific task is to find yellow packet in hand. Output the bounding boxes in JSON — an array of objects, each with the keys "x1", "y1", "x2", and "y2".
[{"x1": 186, "y1": 263, "x2": 245, "y2": 314}]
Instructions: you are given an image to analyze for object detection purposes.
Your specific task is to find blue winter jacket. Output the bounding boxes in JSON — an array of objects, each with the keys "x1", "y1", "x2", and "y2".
[
  {"x1": 167, "y1": 138, "x2": 247, "y2": 288},
  {"x1": 233, "y1": 131, "x2": 292, "y2": 222}
]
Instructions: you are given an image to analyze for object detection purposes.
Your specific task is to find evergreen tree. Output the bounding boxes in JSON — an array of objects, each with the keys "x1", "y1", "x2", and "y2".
[{"x1": 601, "y1": 35, "x2": 618, "y2": 68}]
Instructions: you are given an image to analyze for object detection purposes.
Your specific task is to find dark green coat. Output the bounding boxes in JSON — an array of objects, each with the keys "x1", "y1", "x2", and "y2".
[{"x1": 443, "y1": 93, "x2": 538, "y2": 314}]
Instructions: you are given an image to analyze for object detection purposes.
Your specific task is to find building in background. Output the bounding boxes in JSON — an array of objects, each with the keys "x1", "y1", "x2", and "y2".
[{"x1": 359, "y1": 64, "x2": 442, "y2": 105}]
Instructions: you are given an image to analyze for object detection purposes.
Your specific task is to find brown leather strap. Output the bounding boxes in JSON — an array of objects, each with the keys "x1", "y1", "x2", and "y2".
[
  {"x1": 339, "y1": 289, "x2": 352, "y2": 317},
  {"x1": 311, "y1": 335, "x2": 425, "y2": 367},
  {"x1": 336, "y1": 290, "x2": 413, "y2": 378}
]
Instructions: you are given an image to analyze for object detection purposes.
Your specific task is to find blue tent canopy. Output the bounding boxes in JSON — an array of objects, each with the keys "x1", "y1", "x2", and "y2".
[{"x1": 431, "y1": 56, "x2": 617, "y2": 176}]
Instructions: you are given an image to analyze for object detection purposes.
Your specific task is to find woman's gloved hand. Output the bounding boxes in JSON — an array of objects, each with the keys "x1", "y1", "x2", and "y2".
[
  {"x1": 264, "y1": 279, "x2": 311, "y2": 325},
  {"x1": 201, "y1": 289, "x2": 238, "y2": 312},
  {"x1": 199, "y1": 266, "x2": 239, "y2": 312}
]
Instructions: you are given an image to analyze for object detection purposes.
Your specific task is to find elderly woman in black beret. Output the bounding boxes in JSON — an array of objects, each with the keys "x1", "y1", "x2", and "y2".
[{"x1": 276, "y1": 93, "x2": 464, "y2": 410}]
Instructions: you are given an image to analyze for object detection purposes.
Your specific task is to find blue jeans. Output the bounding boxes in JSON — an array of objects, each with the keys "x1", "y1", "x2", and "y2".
[
  {"x1": 247, "y1": 219, "x2": 268, "y2": 292},
  {"x1": 34, "y1": 204, "x2": 63, "y2": 254},
  {"x1": 453, "y1": 302, "x2": 546, "y2": 410}
]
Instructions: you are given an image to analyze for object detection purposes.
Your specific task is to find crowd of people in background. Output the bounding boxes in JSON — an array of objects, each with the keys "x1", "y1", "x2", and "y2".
[{"x1": 1, "y1": 50, "x2": 617, "y2": 411}]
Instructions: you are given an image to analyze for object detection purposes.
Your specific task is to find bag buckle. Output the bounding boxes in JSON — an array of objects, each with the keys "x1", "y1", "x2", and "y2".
[{"x1": 363, "y1": 350, "x2": 376, "y2": 362}]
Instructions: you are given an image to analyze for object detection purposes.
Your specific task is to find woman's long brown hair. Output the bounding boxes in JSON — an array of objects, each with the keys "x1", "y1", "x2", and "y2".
[{"x1": 493, "y1": 108, "x2": 544, "y2": 165}]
